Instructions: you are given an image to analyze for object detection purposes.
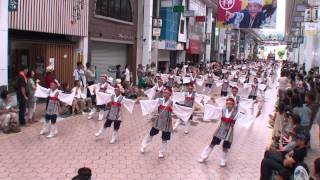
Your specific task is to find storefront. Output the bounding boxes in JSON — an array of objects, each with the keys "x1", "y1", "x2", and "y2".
[
  {"x1": 186, "y1": 39, "x2": 203, "y2": 65},
  {"x1": 157, "y1": 40, "x2": 185, "y2": 73},
  {"x1": 9, "y1": 30, "x2": 77, "y2": 89},
  {"x1": 7, "y1": 0, "x2": 88, "y2": 89},
  {"x1": 90, "y1": 41, "x2": 128, "y2": 79}
]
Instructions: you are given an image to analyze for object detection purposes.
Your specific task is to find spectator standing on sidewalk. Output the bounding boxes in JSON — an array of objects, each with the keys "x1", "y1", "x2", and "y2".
[
  {"x1": 85, "y1": 62, "x2": 95, "y2": 97},
  {"x1": 137, "y1": 64, "x2": 146, "y2": 89},
  {"x1": 73, "y1": 62, "x2": 86, "y2": 88},
  {"x1": 123, "y1": 64, "x2": 131, "y2": 89},
  {"x1": 26, "y1": 70, "x2": 37, "y2": 124},
  {"x1": 150, "y1": 62, "x2": 157, "y2": 76},
  {"x1": 15, "y1": 65, "x2": 28, "y2": 126}
]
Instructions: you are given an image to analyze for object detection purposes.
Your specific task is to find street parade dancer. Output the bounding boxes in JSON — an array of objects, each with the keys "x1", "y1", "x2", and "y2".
[
  {"x1": 88, "y1": 74, "x2": 110, "y2": 120},
  {"x1": 199, "y1": 98, "x2": 239, "y2": 167},
  {"x1": 173, "y1": 82, "x2": 195, "y2": 134},
  {"x1": 204, "y1": 70, "x2": 215, "y2": 94},
  {"x1": 220, "y1": 71, "x2": 230, "y2": 97},
  {"x1": 166, "y1": 70, "x2": 175, "y2": 88},
  {"x1": 140, "y1": 87, "x2": 174, "y2": 158},
  {"x1": 35, "y1": 80, "x2": 74, "y2": 138},
  {"x1": 95, "y1": 85, "x2": 129, "y2": 144}
]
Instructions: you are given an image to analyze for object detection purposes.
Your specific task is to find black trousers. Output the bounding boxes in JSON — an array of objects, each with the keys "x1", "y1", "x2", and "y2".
[
  {"x1": 221, "y1": 91, "x2": 228, "y2": 97},
  {"x1": 248, "y1": 95, "x2": 257, "y2": 100},
  {"x1": 87, "y1": 81, "x2": 94, "y2": 97},
  {"x1": 45, "y1": 114, "x2": 57, "y2": 124},
  {"x1": 104, "y1": 119, "x2": 121, "y2": 130},
  {"x1": 17, "y1": 95, "x2": 26, "y2": 125},
  {"x1": 149, "y1": 127, "x2": 171, "y2": 141},
  {"x1": 210, "y1": 136, "x2": 231, "y2": 149}
]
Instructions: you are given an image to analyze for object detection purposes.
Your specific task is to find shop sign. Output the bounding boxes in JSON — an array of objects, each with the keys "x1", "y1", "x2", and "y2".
[
  {"x1": 161, "y1": 0, "x2": 173, "y2": 8},
  {"x1": 183, "y1": 10, "x2": 194, "y2": 17},
  {"x1": 153, "y1": 18, "x2": 163, "y2": 28},
  {"x1": 165, "y1": 41, "x2": 177, "y2": 50},
  {"x1": 8, "y1": 0, "x2": 18, "y2": 11},
  {"x1": 195, "y1": 16, "x2": 206, "y2": 22},
  {"x1": 173, "y1": 5, "x2": 184, "y2": 13},
  {"x1": 187, "y1": 39, "x2": 202, "y2": 54},
  {"x1": 305, "y1": 8, "x2": 312, "y2": 22},
  {"x1": 312, "y1": 7, "x2": 320, "y2": 22},
  {"x1": 152, "y1": 28, "x2": 161, "y2": 37}
]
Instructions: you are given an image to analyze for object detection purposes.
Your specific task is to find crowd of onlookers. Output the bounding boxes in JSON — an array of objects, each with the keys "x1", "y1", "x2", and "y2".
[{"x1": 260, "y1": 61, "x2": 320, "y2": 180}]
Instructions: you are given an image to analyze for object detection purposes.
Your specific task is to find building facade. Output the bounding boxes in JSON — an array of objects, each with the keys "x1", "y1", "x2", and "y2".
[
  {"x1": 6, "y1": 0, "x2": 89, "y2": 89},
  {"x1": 88, "y1": 0, "x2": 138, "y2": 80}
]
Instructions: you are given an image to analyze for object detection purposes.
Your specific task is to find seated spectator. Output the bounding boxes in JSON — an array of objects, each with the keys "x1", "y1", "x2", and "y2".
[
  {"x1": 260, "y1": 133, "x2": 308, "y2": 180},
  {"x1": 72, "y1": 80, "x2": 86, "y2": 114},
  {"x1": 72, "y1": 167, "x2": 92, "y2": 180},
  {"x1": 60, "y1": 82, "x2": 72, "y2": 116},
  {"x1": 0, "y1": 90, "x2": 20, "y2": 133},
  {"x1": 279, "y1": 114, "x2": 303, "y2": 152}
]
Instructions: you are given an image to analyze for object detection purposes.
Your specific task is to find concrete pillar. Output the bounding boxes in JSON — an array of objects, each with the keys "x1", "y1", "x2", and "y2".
[
  {"x1": 0, "y1": 0, "x2": 8, "y2": 87},
  {"x1": 136, "y1": 0, "x2": 144, "y2": 67},
  {"x1": 226, "y1": 33, "x2": 231, "y2": 64},
  {"x1": 205, "y1": 8, "x2": 212, "y2": 63},
  {"x1": 83, "y1": 37, "x2": 89, "y2": 66},
  {"x1": 142, "y1": 0, "x2": 153, "y2": 66}
]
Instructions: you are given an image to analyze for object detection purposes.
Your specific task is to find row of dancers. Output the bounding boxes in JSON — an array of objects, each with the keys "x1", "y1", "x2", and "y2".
[{"x1": 34, "y1": 60, "x2": 278, "y2": 166}]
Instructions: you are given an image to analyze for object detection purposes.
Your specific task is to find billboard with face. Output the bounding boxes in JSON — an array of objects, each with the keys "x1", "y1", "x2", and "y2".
[{"x1": 217, "y1": 0, "x2": 277, "y2": 29}]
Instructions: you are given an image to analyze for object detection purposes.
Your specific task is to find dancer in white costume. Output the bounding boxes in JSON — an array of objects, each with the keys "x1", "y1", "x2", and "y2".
[
  {"x1": 173, "y1": 82, "x2": 195, "y2": 134},
  {"x1": 199, "y1": 98, "x2": 239, "y2": 167},
  {"x1": 95, "y1": 86, "x2": 124, "y2": 144},
  {"x1": 88, "y1": 74, "x2": 109, "y2": 120},
  {"x1": 140, "y1": 88, "x2": 174, "y2": 158},
  {"x1": 39, "y1": 81, "x2": 60, "y2": 138}
]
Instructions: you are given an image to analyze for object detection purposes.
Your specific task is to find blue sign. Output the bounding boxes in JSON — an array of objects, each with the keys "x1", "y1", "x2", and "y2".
[{"x1": 165, "y1": 41, "x2": 176, "y2": 50}]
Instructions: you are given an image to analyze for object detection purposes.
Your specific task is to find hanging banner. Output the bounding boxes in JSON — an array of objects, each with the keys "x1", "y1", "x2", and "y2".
[{"x1": 217, "y1": 0, "x2": 277, "y2": 29}]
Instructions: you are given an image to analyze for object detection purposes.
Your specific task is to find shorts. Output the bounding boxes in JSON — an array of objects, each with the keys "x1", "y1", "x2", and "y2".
[
  {"x1": 248, "y1": 95, "x2": 257, "y2": 100},
  {"x1": 205, "y1": 84, "x2": 213, "y2": 88},
  {"x1": 45, "y1": 114, "x2": 57, "y2": 124},
  {"x1": 210, "y1": 136, "x2": 231, "y2": 149},
  {"x1": 96, "y1": 104, "x2": 106, "y2": 111},
  {"x1": 221, "y1": 91, "x2": 228, "y2": 97},
  {"x1": 149, "y1": 127, "x2": 171, "y2": 141},
  {"x1": 104, "y1": 119, "x2": 121, "y2": 130}
]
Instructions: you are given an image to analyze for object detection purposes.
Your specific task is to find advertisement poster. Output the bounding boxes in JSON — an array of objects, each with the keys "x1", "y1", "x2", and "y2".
[{"x1": 217, "y1": 0, "x2": 277, "y2": 29}]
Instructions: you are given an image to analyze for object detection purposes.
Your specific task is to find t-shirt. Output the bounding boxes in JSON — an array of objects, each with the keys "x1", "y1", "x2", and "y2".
[
  {"x1": 125, "y1": 68, "x2": 130, "y2": 82},
  {"x1": 16, "y1": 74, "x2": 27, "y2": 98}
]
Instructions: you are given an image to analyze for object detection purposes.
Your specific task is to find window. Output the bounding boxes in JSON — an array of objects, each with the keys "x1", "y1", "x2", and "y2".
[
  {"x1": 180, "y1": 20, "x2": 184, "y2": 34},
  {"x1": 95, "y1": 0, "x2": 133, "y2": 22}
]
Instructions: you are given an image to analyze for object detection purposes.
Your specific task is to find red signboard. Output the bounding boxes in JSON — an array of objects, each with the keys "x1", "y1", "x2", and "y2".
[
  {"x1": 187, "y1": 39, "x2": 202, "y2": 54},
  {"x1": 195, "y1": 16, "x2": 206, "y2": 22},
  {"x1": 217, "y1": 0, "x2": 242, "y2": 27}
]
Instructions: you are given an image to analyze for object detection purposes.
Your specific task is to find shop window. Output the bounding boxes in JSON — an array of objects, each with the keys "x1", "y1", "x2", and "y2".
[{"x1": 95, "y1": 0, "x2": 132, "y2": 22}]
